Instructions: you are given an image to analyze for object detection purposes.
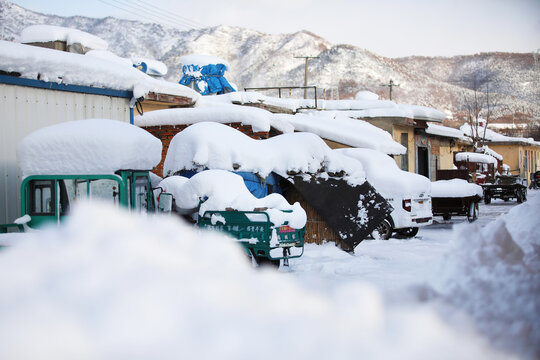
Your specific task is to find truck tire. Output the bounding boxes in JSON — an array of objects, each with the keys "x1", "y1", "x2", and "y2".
[
  {"x1": 484, "y1": 193, "x2": 491, "y2": 204},
  {"x1": 372, "y1": 219, "x2": 393, "y2": 240},
  {"x1": 517, "y1": 191, "x2": 523, "y2": 203},
  {"x1": 467, "y1": 202, "x2": 478, "y2": 222},
  {"x1": 397, "y1": 227, "x2": 419, "y2": 238},
  {"x1": 442, "y1": 213, "x2": 451, "y2": 221}
]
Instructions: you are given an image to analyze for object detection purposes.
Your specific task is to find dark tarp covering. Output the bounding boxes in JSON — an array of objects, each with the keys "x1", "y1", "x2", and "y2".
[{"x1": 287, "y1": 175, "x2": 393, "y2": 251}]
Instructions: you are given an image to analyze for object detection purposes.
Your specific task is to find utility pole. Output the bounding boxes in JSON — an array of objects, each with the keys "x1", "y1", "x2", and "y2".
[
  {"x1": 380, "y1": 79, "x2": 400, "y2": 101},
  {"x1": 295, "y1": 55, "x2": 319, "y2": 99}
]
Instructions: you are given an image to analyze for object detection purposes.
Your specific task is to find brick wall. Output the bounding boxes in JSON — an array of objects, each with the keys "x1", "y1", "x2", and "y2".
[{"x1": 141, "y1": 122, "x2": 269, "y2": 177}]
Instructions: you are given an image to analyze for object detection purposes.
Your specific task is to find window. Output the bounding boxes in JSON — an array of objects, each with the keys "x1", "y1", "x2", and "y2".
[
  {"x1": 29, "y1": 180, "x2": 55, "y2": 215},
  {"x1": 90, "y1": 179, "x2": 120, "y2": 204},
  {"x1": 134, "y1": 176, "x2": 153, "y2": 212},
  {"x1": 400, "y1": 133, "x2": 409, "y2": 171}
]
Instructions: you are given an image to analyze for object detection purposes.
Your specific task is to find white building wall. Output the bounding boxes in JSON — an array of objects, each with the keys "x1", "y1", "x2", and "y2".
[{"x1": 0, "y1": 84, "x2": 130, "y2": 224}]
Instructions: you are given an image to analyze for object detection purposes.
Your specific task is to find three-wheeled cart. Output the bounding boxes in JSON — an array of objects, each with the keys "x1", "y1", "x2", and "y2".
[
  {"x1": 431, "y1": 195, "x2": 481, "y2": 222},
  {"x1": 481, "y1": 175, "x2": 528, "y2": 204},
  {"x1": 198, "y1": 209, "x2": 305, "y2": 267}
]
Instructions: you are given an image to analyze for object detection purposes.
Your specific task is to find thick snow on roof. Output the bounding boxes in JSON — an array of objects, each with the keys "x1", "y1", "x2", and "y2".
[
  {"x1": 479, "y1": 145, "x2": 503, "y2": 161},
  {"x1": 460, "y1": 123, "x2": 540, "y2": 146},
  {"x1": 159, "y1": 171, "x2": 306, "y2": 228},
  {"x1": 455, "y1": 152, "x2": 498, "y2": 165},
  {"x1": 426, "y1": 123, "x2": 469, "y2": 141},
  {"x1": 20, "y1": 25, "x2": 108, "y2": 51},
  {"x1": 337, "y1": 148, "x2": 431, "y2": 197},
  {"x1": 85, "y1": 50, "x2": 132, "y2": 66},
  {"x1": 135, "y1": 105, "x2": 271, "y2": 132},
  {"x1": 0, "y1": 40, "x2": 199, "y2": 101},
  {"x1": 17, "y1": 119, "x2": 162, "y2": 176},
  {"x1": 273, "y1": 112, "x2": 406, "y2": 155},
  {"x1": 431, "y1": 179, "x2": 483, "y2": 198},
  {"x1": 163, "y1": 122, "x2": 366, "y2": 184}
]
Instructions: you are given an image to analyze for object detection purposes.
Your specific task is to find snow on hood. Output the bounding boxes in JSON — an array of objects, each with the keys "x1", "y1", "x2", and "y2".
[
  {"x1": 20, "y1": 24, "x2": 108, "y2": 50},
  {"x1": 17, "y1": 119, "x2": 162, "y2": 176},
  {"x1": 337, "y1": 148, "x2": 431, "y2": 197},
  {"x1": 431, "y1": 179, "x2": 483, "y2": 198},
  {"x1": 135, "y1": 104, "x2": 271, "y2": 132},
  {"x1": 0, "y1": 201, "x2": 506, "y2": 359},
  {"x1": 0, "y1": 40, "x2": 199, "y2": 101},
  {"x1": 455, "y1": 152, "x2": 498, "y2": 165},
  {"x1": 163, "y1": 122, "x2": 366, "y2": 185},
  {"x1": 273, "y1": 112, "x2": 406, "y2": 155},
  {"x1": 159, "y1": 171, "x2": 307, "y2": 228}
]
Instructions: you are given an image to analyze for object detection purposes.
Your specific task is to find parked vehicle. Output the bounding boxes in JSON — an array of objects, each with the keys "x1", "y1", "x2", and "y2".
[
  {"x1": 482, "y1": 175, "x2": 528, "y2": 204},
  {"x1": 337, "y1": 148, "x2": 432, "y2": 240},
  {"x1": 1, "y1": 119, "x2": 172, "y2": 232},
  {"x1": 530, "y1": 171, "x2": 540, "y2": 189},
  {"x1": 431, "y1": 179, "x2": 482, "y2": 222}
]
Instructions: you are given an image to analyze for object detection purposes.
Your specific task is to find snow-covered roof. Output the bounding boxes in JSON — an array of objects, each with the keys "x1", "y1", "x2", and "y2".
[
  {"x1": 20, "y1": 25, "x2": 108, "y2": 51},
  {"x1": 163, "y1": 122, "x2": 366, "y2": 185},
  {"x1": 337, "y1": 148, "x2": 431, "y2": 197},
  {"x1": 479, "y1": 145, "x2": 503, "y2": 161},
  {"x1": 426, "y1": 123, "x2": 469, "y2": 141},
  {"x1": 0, "y1": 40, "x2": 200, "y2": 101},
  {"x1": 460, "y1": 123, "x2": 540, "y2": 146},
  {"x1": 159, "y1": 171, "x2": 306, "y2": 228},
  {"x1": 17, "y1": 119, "x2": 162, "y2": 176},
  {"x1": 455, "y1": 152, "x2": 498, "y2": 165},
  {"x1": 272, "y1": 112, "x2": 406, "y2": 155},
  {"x1": 201, "y1": 91, "x2": 446, "y2": 122},
  {"x1": 431, "y1": 179, "x2": 483, "y2": 198},
  {"x1": 135, "y1": 105, "x2": 271, "y2": 132}
]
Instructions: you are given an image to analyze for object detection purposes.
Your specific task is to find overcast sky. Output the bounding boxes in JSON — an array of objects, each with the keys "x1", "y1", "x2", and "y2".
[{"x1": 11, "y1": 0, "x2": 540, "y2": 57}]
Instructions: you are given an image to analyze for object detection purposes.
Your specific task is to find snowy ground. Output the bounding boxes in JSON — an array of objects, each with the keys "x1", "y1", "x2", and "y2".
[{"x1": 0, "y1": 191, "x2": 538, "y2": 359}]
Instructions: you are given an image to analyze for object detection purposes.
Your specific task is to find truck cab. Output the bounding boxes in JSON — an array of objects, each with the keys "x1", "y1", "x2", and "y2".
[{"x1": 21, "y1": 171, "x2": 156, "y2": 229}]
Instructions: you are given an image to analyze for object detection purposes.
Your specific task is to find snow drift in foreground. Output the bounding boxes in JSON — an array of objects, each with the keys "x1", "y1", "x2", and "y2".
[
  {"x1": 0, "y1": 202, "x2": 503, "y2": 360},
  {"x1": 435, "y1": 192, "x2": 540, "y2": 359}
]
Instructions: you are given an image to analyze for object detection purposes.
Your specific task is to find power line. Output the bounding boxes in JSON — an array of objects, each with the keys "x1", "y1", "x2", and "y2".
[
  {"x1": 98, "y1": 0, "x2": 202, "y2": 31},
  {"x1": 128, "y1": 0, "x2": 205, "y2": 29}
]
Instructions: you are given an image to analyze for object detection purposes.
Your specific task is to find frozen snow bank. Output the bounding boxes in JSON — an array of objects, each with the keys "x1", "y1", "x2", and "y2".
[
  {"x1": 455, "y1": 152, "x2": 498, "y2": 165},
  {"x1": 163, "y1": 122, "x2": 366, "y2": 184},
  {"x1": 159, "y1": 171, "x2": 306, "y2": 228},
  {"x1": 0, "y1": 40, "x2": 199, "y2": 101},
  {"x1": 337, "y1": 148, "x2": 431, "y2": 197},
  {"x1": 431, "y1": 179, "x2": 483, "y2": 198},
  {"x1": 0, "y1": 202, "x2": 507, "y2": 359},
  {"x1": 135, "y1": 105, "x2": 271, "y2": 132},
  {"x1": 273, "y1": 112, "x2": 406, "y2": 155},
  {"x1": 20, "y1": 24, "x2": 108, "y2": 51},
  {"x1": 17, "y1": 119, "x2": 162, "y2": 176},
  {"x1": 435, "y1": 192, "x2": 540, "y2": 359}
]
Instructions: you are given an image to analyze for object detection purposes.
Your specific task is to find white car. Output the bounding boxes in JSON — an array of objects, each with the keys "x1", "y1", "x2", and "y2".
[{"x1": 337, "y1": 148, "x2": 433, "y2": 239}]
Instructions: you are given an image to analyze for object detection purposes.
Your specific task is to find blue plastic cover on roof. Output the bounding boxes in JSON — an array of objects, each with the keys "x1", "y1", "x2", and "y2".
[
  {"x1": 178, "y1": 170, "x2": 282, "y2": 199},
  {"x1": 179, "y1": 63, "x2": 235, "y2": 96}
]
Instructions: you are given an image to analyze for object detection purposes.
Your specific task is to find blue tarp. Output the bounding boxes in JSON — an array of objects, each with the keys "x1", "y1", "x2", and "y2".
[
  {"x1": 179, "y1": 63, "x2": 235, "y2": 96},
  {"x1": 178, "y1": 170, "x2": 282, "y2": 199}
]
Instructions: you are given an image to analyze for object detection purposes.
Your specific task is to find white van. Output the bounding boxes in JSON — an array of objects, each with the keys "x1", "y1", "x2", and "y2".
[{"x1": 338, "y1": 148, "x2": 433, "y2": 239}]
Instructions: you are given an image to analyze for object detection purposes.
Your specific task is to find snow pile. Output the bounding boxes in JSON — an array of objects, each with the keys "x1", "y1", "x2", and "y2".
[
  {"x1": 0, "y1": 40, "x2": 199, "y2": 101},
  {"x1": 85, "y1": 49, "x2": 132, "y2": 67},
  {"x1": 159, "y1": 171, "x2": 306, "y2": 228},
  {"x1": 461, "y1": 123, "x2": 540, "y2": 146},
  {"x1": 273, "y1": 112, "x2": 406, "y2": 155},
  {"x1": 202, "y1": 91, "x2": 304, "y2": 112},
  {"x1": 17, "y1": 119, "x2": 162, "y2": 176},
  {"x1": 337, "y1": 148, "x2": 431, "y2": 197},
  {"x1": 426, "y1": 123, "x2": 468, "y2": 141},
  {"x1": 356, "y1": 91, "x2": 379, "y2": 100},
  {"x1": 135, "y1": 105, "x2": 271, "y2": 132},
  {"x1": 455, "y1": 152, "x2": 498, "y2": 165},
  {"x1": 20, "y1": 24, "x2": 108, "y2": 51},
  {"x1": 0, "y1": 201, "x2": 507, "y2": 359},
  {"x1": 163, "y1": 122, "x2": 366, "y2": 184},
  {"x1": 435, "y1": 194, "x2": 540, "y2": 359},
  {"x1": 431, "y1": 179, "x2": 483, "y2": 198}
]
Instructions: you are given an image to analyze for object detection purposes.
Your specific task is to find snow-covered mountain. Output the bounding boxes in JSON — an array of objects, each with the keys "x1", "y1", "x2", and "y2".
[{"x1": 1, "y1": 0, "x2": 538, "y2": 123}]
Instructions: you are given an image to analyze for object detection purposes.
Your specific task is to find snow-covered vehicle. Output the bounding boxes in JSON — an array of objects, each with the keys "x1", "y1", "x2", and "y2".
[
  {"x1": 159, "y1": 171, "x2": 306, "y2": 266},
  {"x1": 431, "y1": 179, "x2": 483, "y2": 222},
  {"x1": 481, "y1": 175, "x2": 528, "y2": 204},
  {"x1": 337, "y1": 148, "x2": 432, "y2": 239},
  {"x1": 5, "y1": 119, "x2": 172, "y2": 230}
]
